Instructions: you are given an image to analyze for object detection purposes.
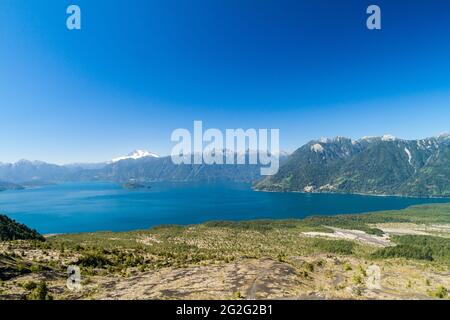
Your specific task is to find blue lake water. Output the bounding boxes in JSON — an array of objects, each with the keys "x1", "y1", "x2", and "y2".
[{"x1": 0, "y1": 182, "x2": 448, "y2": 234}]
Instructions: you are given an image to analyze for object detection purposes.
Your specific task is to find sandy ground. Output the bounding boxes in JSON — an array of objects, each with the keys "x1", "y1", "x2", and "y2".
[
  {"x1": 302, "y1": 223, "x2": 450, "y2": 248},
  {"x1": 373, "y1": 223, "x2": 450, "y2": 238},
  {"x1": 302, "y1": 227, "x2": 392, "y2": 247}
]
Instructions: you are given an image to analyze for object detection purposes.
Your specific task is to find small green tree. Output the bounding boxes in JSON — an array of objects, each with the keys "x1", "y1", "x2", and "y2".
[
  {"x1": 27, "y1": 281, "x2": 53, "y2": 300},
  {"x1": 22, "y1": 281, "x2": 37, "y2": 291},
  {"x1": 431, "y1": 286, "x2": 448, "y2": 299}
]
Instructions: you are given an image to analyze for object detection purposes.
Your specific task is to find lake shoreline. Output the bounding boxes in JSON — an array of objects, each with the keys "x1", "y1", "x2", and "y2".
[
  {"x1": 2, "y1": 181, "x2": 450, "y2": 235},
  {"x1": 5, "y1": 180, "x2": 450, "y2": 199},
  {"x1": 39, "y1": 201, "x2": 450, "y2": 237},
  {"x1": 252, "y1": 187, "x2": 450, "y2": 199}
]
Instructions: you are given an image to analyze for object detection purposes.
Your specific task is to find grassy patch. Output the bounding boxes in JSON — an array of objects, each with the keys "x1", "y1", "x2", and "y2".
[{"x1": 372, "y1": 235, "x2": 450, "y2": 265}]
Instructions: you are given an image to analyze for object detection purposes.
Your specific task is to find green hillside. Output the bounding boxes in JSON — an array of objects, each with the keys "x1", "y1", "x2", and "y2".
[
  {"x1": 255, "y1": 135, "x2": 450, "y2": 197},
  {"x1": 0, "y1": 215, "x2": 45, "y2": 241}
]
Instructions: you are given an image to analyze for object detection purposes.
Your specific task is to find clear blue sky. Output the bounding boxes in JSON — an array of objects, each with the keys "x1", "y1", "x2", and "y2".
[{"x1": 1, "y1": 0, "x2": 449, "y2": 164}]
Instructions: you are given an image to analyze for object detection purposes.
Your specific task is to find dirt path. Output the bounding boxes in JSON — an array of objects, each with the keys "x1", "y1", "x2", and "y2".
[{"x1": 245, "y1": 266, "x2": 270, "y2": 300}]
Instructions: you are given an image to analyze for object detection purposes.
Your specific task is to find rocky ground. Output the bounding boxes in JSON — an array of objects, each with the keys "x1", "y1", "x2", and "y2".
[{"x1": 1, "y1": 253, "x2": 449, "y2": 300}]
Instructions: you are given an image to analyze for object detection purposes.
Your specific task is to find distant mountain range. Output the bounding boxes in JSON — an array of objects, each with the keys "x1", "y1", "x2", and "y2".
[
  {"x1": 0, "y1": 150, "x2": 286, "y2": 186},
  {"x1": 0, "y1": 134, "x2": 449, "y2": 197},
  {"x1": 63, "y1": 149, "x2": 160, "y2": 169},
  {"x1": 74, "y1": 154, "x2": 266, "y2": 183},
  {"x1": 0, "y1": 160, "x2": 71, "y2": 185},
  {"x1": 255, "y1": 134, "x2": 450, "y2": 197}
]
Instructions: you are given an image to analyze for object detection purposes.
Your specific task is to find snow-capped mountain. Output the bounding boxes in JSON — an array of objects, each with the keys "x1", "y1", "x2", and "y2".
[{"x1": 111, "y1": 150, "x2": 159, "y2": 163}]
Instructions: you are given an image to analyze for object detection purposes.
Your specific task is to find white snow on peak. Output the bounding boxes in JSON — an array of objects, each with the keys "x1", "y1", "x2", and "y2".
[
  {"x1": 404, "y1": 147, "x2": 412, "y2": 165},
  {"x1": 359, "y1": 135, "x2": 398, "y2": 142},
  {"x1": 112, "y1": 150, "x2": 159, "y2": 162},
  {"x1": 311, "y1": 143, "x2": 324, "y2": 153},
  {"x1": 360, "y1": 136, "x2": 377, "y2": 142},
  {"x1": 318, "y1": 136, "x2": 350, "y2": 144},
  {"x1": 381, "y1": 134, "x2": 396, "y2": 141}
]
